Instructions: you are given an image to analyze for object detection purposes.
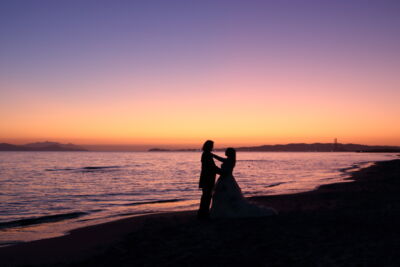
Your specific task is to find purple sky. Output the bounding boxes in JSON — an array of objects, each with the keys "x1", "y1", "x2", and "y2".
[{"x1": 1, "y1": 0, "x2": 400, "y2": 146}]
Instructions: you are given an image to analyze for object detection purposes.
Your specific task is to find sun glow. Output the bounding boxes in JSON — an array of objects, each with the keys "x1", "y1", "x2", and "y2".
[{"x1": 1, "y1": 1, "x2": 400, "y2": 147}]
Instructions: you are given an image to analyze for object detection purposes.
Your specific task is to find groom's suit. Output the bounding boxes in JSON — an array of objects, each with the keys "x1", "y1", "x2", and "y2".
[{"x1": 198, "y1": 151, "x2": 219, "y2": 219}]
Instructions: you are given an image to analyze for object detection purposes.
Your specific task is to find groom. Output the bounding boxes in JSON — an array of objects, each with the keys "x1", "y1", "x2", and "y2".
[{"x1": 197, "y1": 140, "x2": 220, "y2": 220}]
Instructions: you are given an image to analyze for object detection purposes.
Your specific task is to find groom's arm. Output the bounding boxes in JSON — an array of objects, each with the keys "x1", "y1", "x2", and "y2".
[{"x1": 211, "y1": 153, "x2": 226, "y2": 162}]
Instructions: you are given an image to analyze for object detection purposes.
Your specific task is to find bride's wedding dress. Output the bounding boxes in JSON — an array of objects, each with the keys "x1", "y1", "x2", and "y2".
[{"x1": 210, "y1": 159, "x2": 277, "y2": 218}]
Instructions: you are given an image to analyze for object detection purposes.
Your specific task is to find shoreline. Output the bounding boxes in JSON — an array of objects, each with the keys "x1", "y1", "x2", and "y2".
[
  {"x1": 1, "y1": 158, "x2": 400, "y2": 266},
  {"x1": 0, "y1": 158, "x2": 376, "y2": 245},
  {"x1": 0, "y1": 156, "x2": 380, "y2": 245}
]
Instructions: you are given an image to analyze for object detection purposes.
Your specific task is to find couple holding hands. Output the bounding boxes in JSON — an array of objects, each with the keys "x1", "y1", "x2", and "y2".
[{"x1": 197, "y1": 140, "x2": 277, "y2": 220}]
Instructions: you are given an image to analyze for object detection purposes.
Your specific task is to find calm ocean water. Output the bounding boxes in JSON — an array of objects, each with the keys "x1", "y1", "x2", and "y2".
[{"x1": 0, "y1": 151, "x2": 397, "y2": 246}]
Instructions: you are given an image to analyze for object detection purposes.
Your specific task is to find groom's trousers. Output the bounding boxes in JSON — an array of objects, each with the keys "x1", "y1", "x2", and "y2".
[{"x1": 198, "y1": 187, "x2": 213, "y2": 218}]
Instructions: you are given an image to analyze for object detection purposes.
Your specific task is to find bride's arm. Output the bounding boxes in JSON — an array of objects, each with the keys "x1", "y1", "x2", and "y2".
[{"x1": 211, "y1": 153, "x2": 226, "y2": 162}]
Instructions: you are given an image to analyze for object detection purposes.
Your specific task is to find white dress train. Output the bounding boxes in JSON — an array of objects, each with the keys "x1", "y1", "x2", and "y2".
[{"x1": 210, "y1": 160, "x2": 277, "y2": 218}]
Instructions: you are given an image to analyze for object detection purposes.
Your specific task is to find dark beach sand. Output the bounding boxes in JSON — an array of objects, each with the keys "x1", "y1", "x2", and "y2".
[{"x1": 1, "y1": 159, "x2": 400, "y2": 266}]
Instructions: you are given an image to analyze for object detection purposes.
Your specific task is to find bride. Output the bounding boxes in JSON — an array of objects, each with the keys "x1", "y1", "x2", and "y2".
[{"x1": 210, "y1": 148, "x2": 277, "y2": 218}]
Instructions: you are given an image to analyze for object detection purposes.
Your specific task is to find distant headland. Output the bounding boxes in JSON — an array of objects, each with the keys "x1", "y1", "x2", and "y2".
[
  {"x1": 149, "y1": 143, "x2": 400, "y2": 153},
  {"x1": 0, "y1": 141, "x2": 87, "y2": 151}
]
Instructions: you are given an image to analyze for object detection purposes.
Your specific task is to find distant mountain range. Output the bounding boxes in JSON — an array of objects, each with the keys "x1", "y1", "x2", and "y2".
[
  {"x1": 149, "y1": 143, "x2": 400, "y2": 152},
  {"x1": 0, "y1": 142, "x2": 87, "y2": 151}
]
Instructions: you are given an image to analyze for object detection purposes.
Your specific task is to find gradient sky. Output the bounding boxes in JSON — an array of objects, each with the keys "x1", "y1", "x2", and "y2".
[{"x1": 1, "y1": 0, "x2": 400, "y2": 147}]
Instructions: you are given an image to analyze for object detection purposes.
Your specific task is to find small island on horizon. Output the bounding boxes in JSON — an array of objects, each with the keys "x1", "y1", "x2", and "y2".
[{"x1": 0, "y1": 141, "x2": 87, "y2": 151}]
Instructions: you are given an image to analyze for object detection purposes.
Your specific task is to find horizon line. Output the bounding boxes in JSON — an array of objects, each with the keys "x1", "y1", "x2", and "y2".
[{"x1": 2, "y1": 140, "x2": 400, "y2": 149}]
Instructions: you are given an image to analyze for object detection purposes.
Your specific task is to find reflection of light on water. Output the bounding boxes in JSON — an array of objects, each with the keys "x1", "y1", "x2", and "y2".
[
  {"x1": 0, "y1": 151, "x2": 397, "y2": 245},
  {"x1": 0, "y1": 199, "x2": 200, "y2": 246}
]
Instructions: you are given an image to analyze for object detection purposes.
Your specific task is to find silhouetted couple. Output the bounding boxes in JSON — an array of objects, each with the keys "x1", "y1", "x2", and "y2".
[{"x1": 197, "y1": 140, "x2": 277, "y2": 220}]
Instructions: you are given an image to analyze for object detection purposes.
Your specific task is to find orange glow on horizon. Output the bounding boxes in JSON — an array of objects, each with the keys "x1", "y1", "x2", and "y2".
[
  {"x1": 1, "y1": 76, "x2": 399, "y2": 147},
  {"x1": 1, "y1": 47, "x2": 400, "y2": 147}
]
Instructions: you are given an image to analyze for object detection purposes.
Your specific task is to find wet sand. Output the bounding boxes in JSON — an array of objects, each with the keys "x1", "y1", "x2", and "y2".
[{"x1": 1, "y1": 159, "x2": 399, "y2": 266}]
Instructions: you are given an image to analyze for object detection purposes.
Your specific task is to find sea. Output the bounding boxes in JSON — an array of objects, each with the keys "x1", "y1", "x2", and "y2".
[{"x1": 0, "y1": 151, "x2": 397, "y2": 246}]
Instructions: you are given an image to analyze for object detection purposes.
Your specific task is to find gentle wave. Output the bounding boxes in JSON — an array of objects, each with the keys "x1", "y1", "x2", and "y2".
[
  {"x1": 106, "y1": 211, "x2": 156, "y2": 218},
  {"x1": 0, "y1": 212, "x2": 88, "y2": 230},
  {"x1": 67, "y1": 192, "x2": 146, "y2": 199},
  {"x1": 46, "y1": 165, "x2": 123, "y2": 172},
  {"x1": 122, "y1": 198, "x2": 184, "y2": 206},
  {"x1": 339, "y1": 161, "x2": 375, "y2": 173},
  {"x1": 45, "y1": 167, "x2": 74, "y2": 171},
  {"x1": 339, "y1": 164, "x2": 359, "y2": 173},
  {"x1": 0, "y1": 241, "x2": 22, "y2": 248},
  {"x1": 265, "y1": 182, "x2": 286, "y2": 188}
]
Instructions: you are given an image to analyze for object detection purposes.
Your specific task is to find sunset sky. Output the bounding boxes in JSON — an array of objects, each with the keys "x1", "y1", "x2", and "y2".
[{"x1": 1, "y1": 0, "x2": 400, "y2": 148}]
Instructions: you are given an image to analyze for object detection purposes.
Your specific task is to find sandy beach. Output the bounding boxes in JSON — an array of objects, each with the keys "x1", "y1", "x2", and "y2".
[{"x1": 1, "y1": 158, "x2": 399, "y2": 266}]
